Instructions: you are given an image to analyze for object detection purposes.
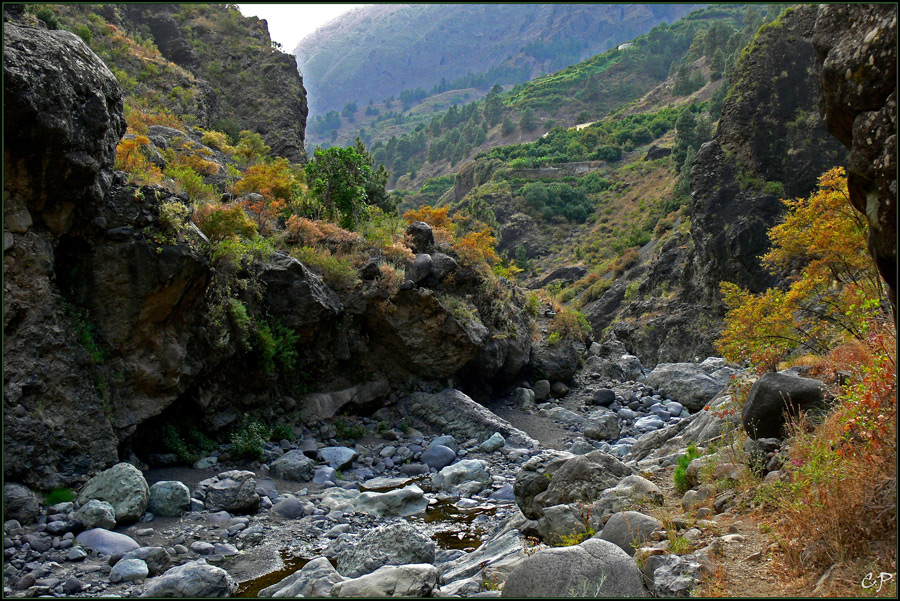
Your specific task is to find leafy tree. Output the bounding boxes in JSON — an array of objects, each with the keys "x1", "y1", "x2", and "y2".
[
  {"x1": 235, "y1": 130, "x2": 270, "y2": 164},
  {"x1": 483, "y1": 84, "x2": 504, "y2": 126},
  {"x1": 501, "y1": 116, "x2": 516, "y2": 136},
  {"x1": 717, "y1": 167, "x2": 891, "y2": 371},
  {"x1": 305, "y1": 146, "x2": 373, "y2": 230},
  {"x1": 520, "y1": 107, "x2": 538, "y2": 131}
]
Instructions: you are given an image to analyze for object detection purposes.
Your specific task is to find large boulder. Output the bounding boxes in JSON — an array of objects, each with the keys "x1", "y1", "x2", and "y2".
[
  {"x1": 3, "y1": 22, "x2": 124, "y2": 489},
  {"x1": 645, "y1": 362, "x2": 730, "y2": 411},
  {"x1": 76, "y1": 463, "x2": 150, "y2": 524},
  {"x1": 531, "y1": 451, "x2": 635, "y2": 515},
  {"x1": 140, "y1": 560, "x2": 237, "y2": 598},
  {"x1": 432, "y1": 459, "x2": 492, "y2": 497},
  {"x1": 400, "y1": 388, "x2": 537, "y2": 449},
  {"x1": 600, "y1": 511, "x2": 662, "y2": 556},
  {"x1": 3, "y1": 23, "x2": 125, "y2": 234},
  {"x1": 75, "y1": 528, "x2": 140, "y2": 556},
  {"x1": 203, "y1": 471, "x2": 259, "y2": 514},
  {"x1": 741, "y1": 372, "x2": 830, "y2": 439},
  {"x1": 366, "y1": 289, "x2": 488, "y2": 379},
  {"x1": 529, "y1": 339, "x2": 583, "y2": 382},
  {"x1": 258, "y1": 556, "x2": 344, "y2": 597},
  {"x1": 269, "y1": 450, "x2": 315, "y2": 482},
  {"x1": 74, "y1": 499, "x2": 117, "y2": 530},
  {"x1": 335, "y1": 521, "x2": 435, "y2": 578},
  {"x1": 3, "y1": 483, "x2": 40, "y2": 525},
  {"x1": 500, "y1": 538, "x2": 643, "y2": 597},
  {"x1": 330, "y1": 564, "x2": 438, "y2": 598},
  {"x1": 260, "y1": 253, "x2": 342, "y2": 344},
  {"x1": 147, "y1": 481, "x2": 190, "y2": 517},
  {"x1": 514, "y1": 450, "x2": 575, "y2": 520}
]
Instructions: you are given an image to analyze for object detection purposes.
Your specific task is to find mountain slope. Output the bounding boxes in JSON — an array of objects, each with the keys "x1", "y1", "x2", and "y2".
[{"x1": 294, "y1": 4, "x2": 699, "y2": 115}]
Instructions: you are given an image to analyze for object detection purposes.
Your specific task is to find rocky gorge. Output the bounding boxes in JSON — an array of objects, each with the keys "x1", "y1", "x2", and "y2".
[{"x1": 3, "y1": 3, "x2": 897, "y2": 598}]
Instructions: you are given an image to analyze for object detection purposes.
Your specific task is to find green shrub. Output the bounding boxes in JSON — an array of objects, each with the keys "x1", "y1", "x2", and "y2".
[
  {"x1": 334, "y1": 419, "x2": 366, "y2": 441},
  {"x1": 162, "y1": 423, "x2": 216, "y2": 464},
  {"x1": 45, "y1": 487, "x2": 75, "y2": 505},
  {"x1": 673, "y1": 443, "x2": 701, "y2": 494},
  {"x1": 293, "y1": 246, "x2": 360, "y2": 290},
  {"x1": 270, "y1": 422, "x2": 294, "y2": 442},
  {"x1": 231, "y1": 420, "x2": 272, "y2": 461},
  {"x1": 255, "y1": 319, "x2": 299, "y2": 375}
]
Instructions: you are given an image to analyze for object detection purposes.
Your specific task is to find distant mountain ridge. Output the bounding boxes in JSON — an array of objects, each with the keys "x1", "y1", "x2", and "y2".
[{"x1": 294, "y1": 4, "x2": 702, "y2": 115}]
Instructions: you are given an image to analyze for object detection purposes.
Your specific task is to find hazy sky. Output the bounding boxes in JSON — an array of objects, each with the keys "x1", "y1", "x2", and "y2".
[{"x1": 238, "y1": 4, "x2": 365, "y2": 51}]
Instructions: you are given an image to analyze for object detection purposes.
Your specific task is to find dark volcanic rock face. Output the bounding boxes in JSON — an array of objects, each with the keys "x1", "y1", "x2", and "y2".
[
  {"x1": 4, "y1": 23, "x2": 126, "y2": 487},
  {"x1": 813, "y1": 4, "x2": 897, "y2": 317},
  {"x1": 3, "y1": 23, "x2": 125, "y2": 235},
  {"x1": 691, "y1": 4, "x2": 848, "y2": 302}
]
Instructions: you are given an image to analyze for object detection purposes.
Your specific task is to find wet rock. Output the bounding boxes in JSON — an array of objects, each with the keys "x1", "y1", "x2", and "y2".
[
  {"x1": 3, "y1": 484, "x2": 40, "y2": 525},
  {"x1": 147, "y1": 481, "x2": 190, "y2": 517},
  {"x1": 75, "y1": 499, "x2": 117, "y2": 530},
  {"x1": 501, "y1": 538, "x2": 643, "y2": 597},
  {"x1": 75, "y1": 528, "x2": 139, "y2": 556},
  {"x1": 76, "y1": 463, "x2": 150, "y2": 525},
  {"x1": 432, "y1": 460, "x2": 492, "y2": 497},
  {"x1": 140, "y1": 559, "x2": 237, "y2": 597},
  {"x1": 335, "y1": 521, "x2": 435, "y2": 578},
  {"x1": 258, "y1": 556, "x2": 344, "y2": 597},
  {"x1": 591, "y1": 389, "x2": 616, "y2": 406},
  {"x1": 331, "y1": 563, "x2": 438, "y2": 597}
]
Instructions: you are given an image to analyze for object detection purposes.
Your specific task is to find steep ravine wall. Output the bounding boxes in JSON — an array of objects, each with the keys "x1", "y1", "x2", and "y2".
[
  {"x1": 589, "y1": 5, "x2": 849, "y2": 367},
  {"x1": 3, "y1": 19, "x2": 534, "y2": 490}
]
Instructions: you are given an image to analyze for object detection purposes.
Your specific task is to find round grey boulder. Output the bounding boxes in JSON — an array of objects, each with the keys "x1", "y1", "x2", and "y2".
[
  {"x1": 204, "y1": 471, "x2": 259, "y2": 514},
  {"x1": 76, "y1": 462, "x2": 150, "y2": 524},
  {"x1": 270, "y1": 450, "x2": 315, "y2": 482},
  {"x1": 420, "y1": 444, "x2": 456, "y2": 470},
  {"x1": 318, "y1": 447, "x2": 359, "y2": 471},
  {"x1": 75, "y1": 499, "x2": 117, "y2": 530},
  {"x1": 431, "y1": 459, "x2": 491, "y2": 496},
  {"x1": 600, "y1": 511, "x2": 662, "y2": 556},
  {"x1": 501, "y1": 537, "x2": 643, "y2": 597},
  {"x1": 75, "y1": 528, "x2": 140, "y2": 556},
  {"x1": 140, "y1": 559, "x2": 237, "y2": 598},
  {"x1": 335, "y1": 521, "x2": 435, "y2": 578},
  {"x1": 110, "y1": 558, "x2": 149, "y2": 584},
  {"x1": 148, "y1": 481, "x2": 190, "y2": 517}
]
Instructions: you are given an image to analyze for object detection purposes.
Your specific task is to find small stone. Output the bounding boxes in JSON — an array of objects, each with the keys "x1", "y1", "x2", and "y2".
[{"x1": 109, "y1": 558, "x2": 148, "y2": 583}]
